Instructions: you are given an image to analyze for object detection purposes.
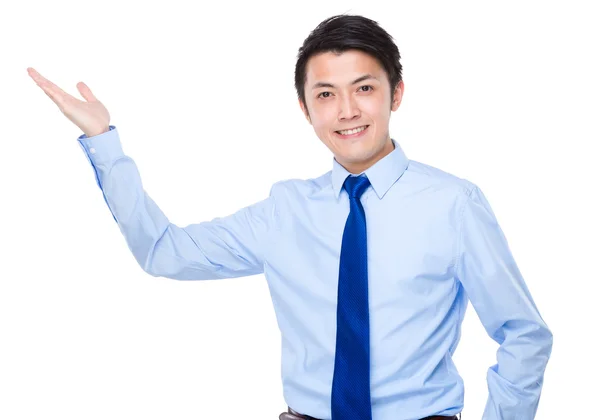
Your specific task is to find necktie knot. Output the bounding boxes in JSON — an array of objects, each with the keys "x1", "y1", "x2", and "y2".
[{"x1": 343, "y1": 174, "x2": 371, "y2": 199}]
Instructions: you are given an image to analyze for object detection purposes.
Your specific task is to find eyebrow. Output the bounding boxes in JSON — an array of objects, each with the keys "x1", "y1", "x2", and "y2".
[{"x1": 311, "y1": 74, "x2": 378, "y2": 90}]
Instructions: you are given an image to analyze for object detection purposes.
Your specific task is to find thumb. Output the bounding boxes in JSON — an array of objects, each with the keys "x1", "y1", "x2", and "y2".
[{"x1": 76, "y1": 81, "x2": 99, "y2": 102}]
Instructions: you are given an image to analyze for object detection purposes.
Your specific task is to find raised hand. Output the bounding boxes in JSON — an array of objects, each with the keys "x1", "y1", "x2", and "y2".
[{"x1": 27, "y1": 67, "x2": 111, "y2": 137}]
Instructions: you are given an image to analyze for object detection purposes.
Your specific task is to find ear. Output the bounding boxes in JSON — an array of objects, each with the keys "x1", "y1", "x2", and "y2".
[
  {"x1": 391, "y1": 80, "x2": 404, "y2": 112},
  {"x1": 299, "y1": 98, "x2": 312, "y2": 124}
]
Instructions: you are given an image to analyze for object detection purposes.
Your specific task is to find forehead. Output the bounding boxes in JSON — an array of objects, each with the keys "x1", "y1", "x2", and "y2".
[{"x1": 305, "y1": 49, "x2": 386, "y2": 83}]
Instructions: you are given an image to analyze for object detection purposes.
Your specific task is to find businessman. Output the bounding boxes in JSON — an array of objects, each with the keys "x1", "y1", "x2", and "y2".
[{"x1": 28, "y1": 13, "x2": 552, "y2": 420}]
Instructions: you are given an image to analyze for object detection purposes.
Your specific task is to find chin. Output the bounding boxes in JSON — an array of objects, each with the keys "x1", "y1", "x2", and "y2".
[
  {"x1": 335, "y1": 137, "x2": 376, "y2": 154},
  {"x1": 337, "y1": 148, "x2": 374, "y2": 163}
]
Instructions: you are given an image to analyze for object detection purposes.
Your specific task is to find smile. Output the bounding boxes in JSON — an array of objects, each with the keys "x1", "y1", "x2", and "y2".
[{"x1": 335, "y1": 125, "x2": 370, "y2": 138}]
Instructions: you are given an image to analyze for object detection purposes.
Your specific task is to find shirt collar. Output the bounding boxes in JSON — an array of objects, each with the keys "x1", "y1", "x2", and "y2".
[{"x1": 331, "y1": 138, "x2": 409, "y2": 200}]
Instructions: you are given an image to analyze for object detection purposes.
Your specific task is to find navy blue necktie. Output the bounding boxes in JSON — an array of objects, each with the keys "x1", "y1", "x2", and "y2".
[{"x1": 331, "y1": 174, "x2": 373, "y2": 420}]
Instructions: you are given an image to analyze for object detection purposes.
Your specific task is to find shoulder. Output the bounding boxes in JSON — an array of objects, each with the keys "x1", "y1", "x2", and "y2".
[
  {"x1": 405, "y1": 158, "x2": 478, "y2": 198},
  {"x1": 268, "y1": 170, "x2": 333, "y2": 198}
]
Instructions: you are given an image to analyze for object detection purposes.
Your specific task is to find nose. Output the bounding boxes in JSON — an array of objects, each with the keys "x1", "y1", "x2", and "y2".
[{"x1": 338, "y1": 93, "x2": 360, "y2": 121}]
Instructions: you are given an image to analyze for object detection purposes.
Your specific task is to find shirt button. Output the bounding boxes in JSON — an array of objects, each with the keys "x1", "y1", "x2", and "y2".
[{"x1": 89, "y1": 147, "x2": 96, "y2": 154}]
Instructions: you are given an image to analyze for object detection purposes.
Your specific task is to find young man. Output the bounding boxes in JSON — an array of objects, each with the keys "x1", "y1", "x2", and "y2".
[{"x1": 28, "y1": 13, "x2": 552, "y2": 420}]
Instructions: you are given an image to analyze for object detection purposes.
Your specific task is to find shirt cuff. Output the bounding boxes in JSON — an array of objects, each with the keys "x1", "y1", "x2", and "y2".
[{"x1": 77, "y1": 125, "x2": 124, "y2": 165}]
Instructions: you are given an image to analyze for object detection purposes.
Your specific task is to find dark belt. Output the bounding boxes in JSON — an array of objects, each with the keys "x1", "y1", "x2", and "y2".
[{"x1": 279, "y1": 406, "x2": 461, "y2": 420}]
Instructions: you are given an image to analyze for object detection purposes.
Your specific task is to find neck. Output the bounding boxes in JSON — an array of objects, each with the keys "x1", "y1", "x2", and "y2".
[{"x1": 342, "y1": 137, "x2": 395, "y2": 174}]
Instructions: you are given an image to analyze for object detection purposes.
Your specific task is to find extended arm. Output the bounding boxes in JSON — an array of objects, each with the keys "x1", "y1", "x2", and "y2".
[{"x1": 77, "y1": 126, "x2": 278, "y2": 280}]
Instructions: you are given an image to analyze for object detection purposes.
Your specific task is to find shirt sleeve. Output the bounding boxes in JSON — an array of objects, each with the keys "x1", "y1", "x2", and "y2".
[
  {"x1": 77, "y1": 125, "x2": 279, "y2": 280},
  {"x1": 455, "y1": 185, "x2": 553, "y2": 420}
]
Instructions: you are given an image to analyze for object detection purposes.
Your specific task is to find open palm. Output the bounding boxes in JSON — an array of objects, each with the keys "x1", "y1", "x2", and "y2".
[{"x1": 27, "y1": 67, "x2": 110, "y2": 137}]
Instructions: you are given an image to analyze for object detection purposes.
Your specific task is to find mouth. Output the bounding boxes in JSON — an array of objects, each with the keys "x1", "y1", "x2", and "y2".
[{"x1": 334, "y1": 124, "x2": 370, "y2": 139}]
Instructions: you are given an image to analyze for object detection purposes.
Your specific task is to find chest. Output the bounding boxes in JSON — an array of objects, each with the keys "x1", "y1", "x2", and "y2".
[{"x1": 266, "y1": 190, "x2": 458, "y2": 309}]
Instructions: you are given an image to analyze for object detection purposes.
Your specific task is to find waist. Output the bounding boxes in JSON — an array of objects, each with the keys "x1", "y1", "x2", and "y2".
[
  {"x1": 283, "y1": 379, "x2": 464, "y2": 419},
  {"x1": 285, "y1": 406, "x2": 460, "y2": 420}
]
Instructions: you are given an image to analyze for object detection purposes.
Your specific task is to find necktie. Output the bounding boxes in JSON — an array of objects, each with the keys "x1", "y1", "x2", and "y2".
[{"x1": 331, "y1": 174, "x2": 373, "y2": 420}]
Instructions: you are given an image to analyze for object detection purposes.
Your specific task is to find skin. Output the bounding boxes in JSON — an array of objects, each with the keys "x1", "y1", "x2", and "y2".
[
  {"x1": 27, "y1": 48, "x2": 404, "y2": 173},
  {"x1": 26, "y1": 67, "x2": 110, "y2": 138},
  {"x1": 299, "y1": 49, "x2": 405, "y2": 174}
]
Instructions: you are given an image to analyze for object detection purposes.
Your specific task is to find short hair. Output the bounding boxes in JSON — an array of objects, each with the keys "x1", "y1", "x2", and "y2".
[{"x1": 294, "y1": 14, "x2": 403, "y2": 109}]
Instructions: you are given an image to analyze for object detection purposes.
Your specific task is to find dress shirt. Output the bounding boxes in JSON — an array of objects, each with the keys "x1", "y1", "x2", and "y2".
[{"x1": 77, "y1": 125, "x2": 553, "y2": 420}]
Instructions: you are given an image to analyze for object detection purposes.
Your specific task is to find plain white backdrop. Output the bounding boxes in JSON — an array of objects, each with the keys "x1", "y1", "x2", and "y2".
[{"x1": 1, "y1": 1, "x2": 599, "y2": 419}]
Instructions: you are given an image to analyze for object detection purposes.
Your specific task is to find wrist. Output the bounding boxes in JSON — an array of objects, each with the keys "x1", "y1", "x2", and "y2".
[{"x1": 85, "y1": 126, "x2": 110, "y2": 138}]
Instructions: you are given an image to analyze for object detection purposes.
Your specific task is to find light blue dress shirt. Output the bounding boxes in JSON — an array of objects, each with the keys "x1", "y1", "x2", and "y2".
[{"x1": 77, "y1": 126, "x2": 552, "y2": 420}]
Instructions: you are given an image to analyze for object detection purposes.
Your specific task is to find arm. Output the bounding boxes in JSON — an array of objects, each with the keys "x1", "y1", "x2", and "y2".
[
  {"x1": 455, "y1": 185, "x2": 553, "y2": 420},
  {"x1": 77, "y1": 126, "x2": 279, "y2": 280}
]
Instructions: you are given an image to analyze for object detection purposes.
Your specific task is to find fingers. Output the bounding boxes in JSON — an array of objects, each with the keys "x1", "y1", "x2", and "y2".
[
  {"x1": 27, "y1": 67, "x2": 76, "y2": 108},
  {"x1": 279, "y1": 414, "x2": 305, "y2": 420},
  {"x1": 76, "y1": 81, "x2": 99, "y2": 102}
]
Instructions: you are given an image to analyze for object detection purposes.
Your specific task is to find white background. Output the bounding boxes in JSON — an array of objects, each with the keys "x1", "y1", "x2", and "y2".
[{"x1": 2, "y1": 0, "x2": 599, "y2": 419}]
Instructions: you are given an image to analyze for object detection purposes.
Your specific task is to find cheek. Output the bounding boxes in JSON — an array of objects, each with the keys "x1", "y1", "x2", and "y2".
[
  {"x1": 310, "y1": 106, "x2": 336, "y2": 132},
  {"x1": 362, "y1": 95, "x2": 387, "y2": 115}
]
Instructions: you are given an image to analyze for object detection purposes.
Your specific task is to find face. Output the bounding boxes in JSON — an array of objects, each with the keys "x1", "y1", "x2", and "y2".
[{"x1": 299, "y1": 49, "x2": 404, "y2": 174}]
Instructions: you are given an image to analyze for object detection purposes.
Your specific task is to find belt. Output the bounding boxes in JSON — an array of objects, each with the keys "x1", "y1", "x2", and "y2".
[{"x1": 279, "y1": 406, "x2": 461, "y2": 420}]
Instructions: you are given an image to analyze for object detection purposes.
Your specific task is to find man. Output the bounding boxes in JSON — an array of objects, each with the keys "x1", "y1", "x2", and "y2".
[{"x1": 28, "y1": 13, "x2": 552, "y2": 420}]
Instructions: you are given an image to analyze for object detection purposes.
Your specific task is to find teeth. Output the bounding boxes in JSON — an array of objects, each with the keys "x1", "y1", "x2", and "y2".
[{"x1": 338, "y1": 125, "x2": 367, "y2": 135}]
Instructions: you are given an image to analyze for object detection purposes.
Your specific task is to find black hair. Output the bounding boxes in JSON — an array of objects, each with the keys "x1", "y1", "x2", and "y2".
[{"x1": 294, "y1": 14, "x2": 403, "y2": 110}]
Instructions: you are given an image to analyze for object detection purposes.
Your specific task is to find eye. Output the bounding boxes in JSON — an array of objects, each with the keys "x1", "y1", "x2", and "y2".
[
  {"x1": 359, "y1": 85, "x2": 373, "y2": 92},
  {"x1": 318, "y1": 91, "x2": 332, "y2": 99}
]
